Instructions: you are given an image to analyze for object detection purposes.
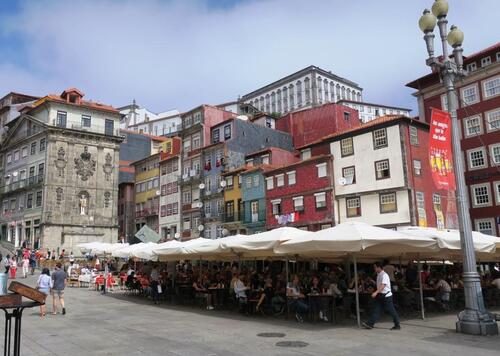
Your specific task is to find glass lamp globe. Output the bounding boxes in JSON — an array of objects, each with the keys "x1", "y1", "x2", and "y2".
[
  {"x1": 448, "y1": 25, "x2": 464, "y2": 47},
  {"x1": 432, "y1": 0, "x2": 449, "y2": 18},
  {"x1": 419, "y1": 9, "x2": 437, "y2": 33}
]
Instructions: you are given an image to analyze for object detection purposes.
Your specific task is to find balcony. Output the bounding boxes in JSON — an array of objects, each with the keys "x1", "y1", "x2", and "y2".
[
  {"x1": 135, "y1": 206, "x2": 159, "y2": 218},
  {"x1": 1, "y1": 174, "x2": 44, "y2": 195},
  {"x1": 179, "y1": 169, "x2": 201, "y2": 184},
  {"x1": 221, "y1": 210, "x2": 244, "y2": 223},
  {"x1": 242, "y1": 208, "x2": 266, "y2": 225}
]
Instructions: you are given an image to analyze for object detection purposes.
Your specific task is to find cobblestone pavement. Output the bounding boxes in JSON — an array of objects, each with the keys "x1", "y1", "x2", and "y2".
[{"x1": 1, "y1": 273, "x2": 499, "y2": 356}]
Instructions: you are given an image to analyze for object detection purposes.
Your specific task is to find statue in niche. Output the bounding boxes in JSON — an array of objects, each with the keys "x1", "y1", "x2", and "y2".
[
  {"x1": 74, "y1": 146, "x2": 96, "y2": 181},
  {"x1": 79, "y1": 194, "x2": 88, "y2": 215},
  {"x1": 104, "y1": 191, "x2": 111, "y2": 208},
  {"x1": 56, "y1": 187, "x2": 63, "y2": 205},
  {"x1": 54, "y1": 147, "x2": 67, "y2": 177},
  {"x1": 103, "y1": 152, "x2": 114, "y2": 181}
]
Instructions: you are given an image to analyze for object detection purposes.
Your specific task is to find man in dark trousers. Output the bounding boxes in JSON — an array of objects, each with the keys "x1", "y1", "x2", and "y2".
[{"x1": 362, "y1": 261, "x2": 401, "y2": 330}]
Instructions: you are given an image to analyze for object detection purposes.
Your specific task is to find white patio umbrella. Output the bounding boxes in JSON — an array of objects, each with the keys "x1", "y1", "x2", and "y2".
[
  {"x1": 154, "y1": 238, "x2": 223, "y2": 261},
  {"x1": 79, "y1": 242, "x2": 129, "y2": 255},
  {"x1": 130, "y1": 242, "x2": 159, "y2": 261},
  {"x1": 111, "y1": 243, "x2": 144, "y2": 258}
]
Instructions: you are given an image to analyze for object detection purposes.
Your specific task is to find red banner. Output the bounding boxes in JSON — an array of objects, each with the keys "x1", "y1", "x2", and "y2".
[{"x1": 429, "y1": 108, "x2": 456, "y2": 190}]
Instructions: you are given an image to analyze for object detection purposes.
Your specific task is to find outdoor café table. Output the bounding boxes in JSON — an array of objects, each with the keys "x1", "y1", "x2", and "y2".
[
  {"x1": 1, "y1": 300, "x2": 42, "y2": 356},
  {"x1": 208, "y1": 287, "x2": 226, "y2": 308},
  {"x1": 307, "y1": 293, "x2": 336, "y2": 324}
]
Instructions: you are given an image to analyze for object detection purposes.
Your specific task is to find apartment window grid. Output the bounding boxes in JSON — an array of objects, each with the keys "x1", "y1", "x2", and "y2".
[
  {"x1": 245, "y1": 176, "x2": 252, "y2": 189},
  {"x1": 276, "y1": 174, "x2": 284, "y2": 187},
  {"x1": 315, "y1": 192, "x2": 327, "y2": 209},
  {"x1": 39, "y1": 138, "x2": 46, "y2": 151},
  {"x1": 483, "y1": 76, "x2": 499, "y2": 98},
  {"x1": 380, "y1": 192, "x2": 397, "y2": 213},
  {"x1": 491, "y1": 144, "x2": 500, "y2": 165},
  {"x1": 468, "y1": 148, "x2": 486, "y2": 169},
  {"x1": 271, "y1": 200, "x2": 281, "y2": 215},
  {"x1": 464, "y1": 116, "x2": 482, "y2": 136},
  {"x1": 265, "y1": 177, "x2": 274, "y2": 190},
  {"x1": 486, "y1": 109, "x2": 500, "y2": 131},
  {"x1": 317, "y1": 163, "x2": 327, "y2": 178},
  {"x1": 481, "y1": 57, "x2": 492, "y2": 67},
  {"x1": 461, "y1": 84, "x2": 478, "y2": 105},
  {"x1": 472, "y1": 184, "x2": 490, "y2": 206},
  {"x1": 475, "y1": 219, "x2": 494, "y2": 236},
  {"x1": 373, "y1": 128, "x2": 388, "y2": 149},
  {"x1": 293, "y1": 196, "x2": 304, "y2": 211},
  {"x1": 409, "y1": 126, "x2": 419, "y2": 145},
  {"x1": 375, "y1": 159, "x2": 390, "y2": 179},
  {"x1": 466, "y1": 62, "x2": 477, "y2": 72},
  {"x1": 342, "y1": 166, "x2": 355, "y2": 184},
  {"x1": 416, "y1": 191, "x2": 425, "y2": 209},
  {"x1": 346, "y1": 197, "x2": 361, "y2": 217},
  {"x1": 494, "y1": 182, "x2": 500, "y2": 204},
  {"x1": 81, "y1": 115, "x2": 91, "y2": 128},
  {"x1": 340, "y1": 138, "x2": 354, "y2": 156},
  {"x1": 287, "y1": 171, "x2": 296, "y2": 185},
  {"x1": 413, "y1": 160, "x2": 422, "y2": 176}
]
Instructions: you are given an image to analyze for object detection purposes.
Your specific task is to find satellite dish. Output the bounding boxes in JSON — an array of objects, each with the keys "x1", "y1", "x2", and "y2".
[
  {"x1": 197, "y1": 201, "x2": 203, "y2": 208},
  {"x1": 12, "y1": 172, "x2": 18, "y2": 177},
  {"x1": 174, "y1": 232, "x2": 180, "y2": 238},
  {"x1": 197, "y1": 225, "x2": 204, "y2": 232},
  {"x1": 338, "y1": 177, "x2": 347, "y2": 186},
  {"x1": 222, "y1": 228, "x2": 229, "y2": 236},
  {"x1": 155, "y1": 190, "x2": 161, "y2": 196},
  {"x1": 220, "y1": 180, "x2": 227, "y2": 188},
  {"x1": 199, "y1": 183, "x2": 205, "y2": 189}
]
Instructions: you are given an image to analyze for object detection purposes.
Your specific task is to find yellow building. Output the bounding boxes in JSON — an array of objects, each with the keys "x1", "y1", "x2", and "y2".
[
  {"x1": 221, "y1": 167, "x2": 247, "y2": 235},
  {"x1": 132, "y1": 153, "x2": 160, "y2": 233}
]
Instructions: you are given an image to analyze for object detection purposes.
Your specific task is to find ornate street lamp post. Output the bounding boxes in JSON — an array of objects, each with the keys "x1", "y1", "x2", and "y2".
[{"x1": 418, "y1": 0, "x2": 498, "y2": 335}]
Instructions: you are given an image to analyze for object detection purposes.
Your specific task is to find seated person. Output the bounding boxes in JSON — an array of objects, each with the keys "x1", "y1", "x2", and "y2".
[
  {"x1": 126, "y1": 272, "x2": 142, "y2": 291},
  {"x1": 309, "y1": 276, "x2": 328, "y2": 322},
  {"x1": 287, "y1": 274, "x2": 309, "y2": 323},
  {"x1": 193, "y1": 276, "x2": 214, "y2": 310},
  {"x1": 434, "y1": 273, "x2": 451, "y2": 305},
  {"x1": 256, "y1": 278, "x2": 274, "y2": 313}
]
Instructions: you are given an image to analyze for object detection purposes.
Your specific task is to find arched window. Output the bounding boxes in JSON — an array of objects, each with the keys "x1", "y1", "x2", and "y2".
[
  {"x1": 341, "y1": 86, "x2": 346, "y2": 99},
  {"x1": 265, "y1": 94, "x2": 270, "y2": 112},
  {"x1": 259, "y1": 96, "x2": 264, "y2": 111},
  {"x1": 336, "y1": 84, "x2": 341, "y2": 100},
  {"x1": 323, "y1": 79, "x2": 329, "y2": 102},
  {"x1": 347, "y1": 89, "x2": 351, "y2": 101},
  {"x1": 317, "y1": 76, "x2": 323, "y2": 102},
  {"x1": 254, "y1": 99, "x2": 259, "y2": 109},
  {"x1": 304, "y1": 77, "x2": 311, "y2": 103},
  {"x1": 283, "y1": 87, "x2": 288, "y2": 112},
  {"x1": 288, "y1": 84, "x2": 294, "y2": 109},
  {"x1": 330, "y1": 82, "x2": 335, "y2": 101},
  {"x1": 296, "y1": 81, "x2": 302, "y2": 106},
  {"x1": 277, "y1": 89, "x2": 282, "y2": 113},
  {"x1": 271, "y1": 92, "x2": 276, "y2": 113},
  {"x1": 357, "y1": 92, "x2": 362, "y2": 102}
]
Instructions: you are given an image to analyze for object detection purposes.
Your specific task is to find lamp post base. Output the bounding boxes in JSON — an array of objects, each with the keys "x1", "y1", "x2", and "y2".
[{"x1": 456, "y1": 309, "x2": 498, "y2": 336}]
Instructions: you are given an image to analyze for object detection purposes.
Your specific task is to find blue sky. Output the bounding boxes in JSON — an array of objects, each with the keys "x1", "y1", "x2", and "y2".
[{"x1": 0, "y1": 0, "x2": 498, "y2": 113}]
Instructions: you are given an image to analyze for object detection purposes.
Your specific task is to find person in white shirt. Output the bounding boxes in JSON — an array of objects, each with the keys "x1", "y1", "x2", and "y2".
[{"x1": 362, "y1": 261, "x2": 401, "y2": 330}]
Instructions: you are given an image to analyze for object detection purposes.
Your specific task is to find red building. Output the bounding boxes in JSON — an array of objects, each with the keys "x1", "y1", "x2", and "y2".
[
  {"x1": 276, "y1": 103, "x2": 361, "y2": 148},
  {"x1": 264, "y1": 155, "x2": 334, "y2": 231},
  {"x1": 407, "y1": 42, "x2": 500, "y2": 236}
]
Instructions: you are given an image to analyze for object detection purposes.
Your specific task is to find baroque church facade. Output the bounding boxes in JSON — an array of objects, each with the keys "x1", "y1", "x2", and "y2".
[{"x1": 0, "y1": 88, "x2": 122, "y2": 254}]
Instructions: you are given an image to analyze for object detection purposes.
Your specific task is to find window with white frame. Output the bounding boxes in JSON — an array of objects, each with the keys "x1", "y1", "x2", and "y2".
[
  {"x1": 471, "y1": 184, "x2": 491, "y2": 206},
  {"x1": 413, "y1": 160, "x2": 422, "y2": 176},
  {"x1": 440, "y1": 94, "x2": 449, "y2": 111},
  {"x1": 225, "y1": 175, "x2": 233, "y2": 188},
  {"x1": 461, "y1": 84, "x2": 479, "y2": 105},
  {"x1": 380, "y1": 192, "x2": 397, "y2": 213},
  {"x1": 315, "y1": 192, "x2": 327, "y2": 209},
  {"x1": 481, "y1": 56, "x2": 492, "y2": 67},
  {"x1": 467, "y1": 148, "x2": 486, "y2": 169},
  {"x1": 490, "y1": 144, "x2": 500, "y2": 165},
  {"x1": 245, "y1": 176, "x2": 252, "y2": 188},
  {"x1": 293, "y1": 196, "x2": 304, "y2": 211},
  {"x1": 271, "y1": 199, "x2": 281, "y2": 215},
  {"x1": 300, "y1": 148, "x2": 311, "y2": 160},
  {"x1": 217, "y1": 200, "x2": 223, "y2": 214},
  {"x1": 317, "y1": 163, "x2": 327, "y2": 178},
  {"x1": 287, "y1": 171, "x2": 296, "y2": 185},
  {"x1": 483, "y1": 76, "x2": 500, "y2": 99},
  {"x1": 204, "y1": 203, "x2": 211, "y2": 215},
  {"x1": 375, "y1": 159, "x2": 390, "y2": 179},
  {"x1": 265, "y1": 177, "x2": 274, "y2": 190},
  {"x1": 416, "y1": 191, "x2": 425, "y2": 209},
  {"x1": 475, "y1": 219, "x2": 494, "y2": 236},
  {"x1": 261, "y1": 154, "x2": 270, "y2": 165},
  {"x1": 253, "y1": 175, "x2": 259, "y2": 187},
  {"x1": 346, "y1": 197, "x2": 361, "y2": 217},
  {"x1": 486, "y1": 109, "x2": 500, "y2": 131},
  {"x1": 373, "y1": 128, "x2": 388, "y2": 149},
  {"x1": 466, "y1": 62, "x2": 477, "y2": 72},
  {"x1": 342, "y1": 166, "x2": 355, "y2": 184},
  {"x1": 409, "y1": 126, "x2": 418, "y2": 145},
  {"x1": 340, "y1": 137, "x2": 354, "y2": 156},
  {"x1": 464, "y1": 116, "x2": 482, "y2": 136},
  {"x1": 276, "y1": 174, "x2": 284, "y2": 187},
  {"x1": 494, "y1": 181, "x2": 500, "y2": 205}
]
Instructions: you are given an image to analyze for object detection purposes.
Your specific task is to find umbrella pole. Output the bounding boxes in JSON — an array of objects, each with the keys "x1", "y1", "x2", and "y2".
[
  {"x1": 285, "y1": 259, "x2": 289, "y2": 285},
  {"x1": 417, "y1": 256, "x2": 425, "y2": 320},
  {"x1": 353, "y1": 254, "x2": 361, "y2": 328}
]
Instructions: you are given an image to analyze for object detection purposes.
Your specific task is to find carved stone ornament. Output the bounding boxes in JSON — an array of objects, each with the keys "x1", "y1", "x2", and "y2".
[
  {"x1": 104, "y1": 191, "x2": 111, "y2": 208},
  {"x1": 54, "y1": 147, "x2": 67, "y2": 177},
  {"x1": 74, "y1": 146, "x2": 96, "y2": 181},
  {"x1": 56, "y1": 187, "x2": 63, "y2": 205},
  {"x1": 103, "y1": 152, "x2": 114, "y2": 181}
]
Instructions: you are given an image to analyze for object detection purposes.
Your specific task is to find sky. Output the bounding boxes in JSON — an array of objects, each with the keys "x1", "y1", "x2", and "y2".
[{"x1": 0, "y1": 0, "x2": 498, "y2": 114}]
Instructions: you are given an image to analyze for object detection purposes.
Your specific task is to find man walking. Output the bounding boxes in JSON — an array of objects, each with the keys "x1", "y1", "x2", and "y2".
[
  {"x1": 51, "y1": 263, "x2": 67, "y2": 315},
  {"x1": 362, "y1": 261, "x2": 400, "y2": 330}
]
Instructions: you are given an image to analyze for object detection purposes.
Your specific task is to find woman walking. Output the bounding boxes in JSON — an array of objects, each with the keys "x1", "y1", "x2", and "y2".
[
  {"x1": 36, "y1": 268, "x2": 51, "y2": 317},
  {"x1": 9, "y1": 256, "x2": 17, "y2": 279},
  {"x1": 22, "y1": 255, "x2": 29, "y2": 278}
]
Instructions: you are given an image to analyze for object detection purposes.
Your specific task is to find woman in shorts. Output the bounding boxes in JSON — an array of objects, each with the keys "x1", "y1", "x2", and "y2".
[{"x1": 36, "y1": 268, "x2": 51, "y2": 317}]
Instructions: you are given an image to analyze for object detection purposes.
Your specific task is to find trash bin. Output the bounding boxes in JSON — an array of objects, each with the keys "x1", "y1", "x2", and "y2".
[{"x1": 0, "y1": 273, "x2": 8, "y2": 295}]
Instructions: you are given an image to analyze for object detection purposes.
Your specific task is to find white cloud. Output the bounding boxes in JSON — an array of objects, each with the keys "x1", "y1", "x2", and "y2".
[{"x1": 0, "y1": 0, "x2": 498, "y2": 113}]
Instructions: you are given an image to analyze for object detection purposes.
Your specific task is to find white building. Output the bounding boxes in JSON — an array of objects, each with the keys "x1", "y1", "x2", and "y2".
[
  {"x1": 119, "y1": 100, "x2": 181, "y2": 136},
  {"x1": 337, "y1": 99, "x2": 412, "y2": 123},
  {"x1": 327, "y1": 115, "x2": 432, "y2": 229},
  {"x1": 240, "y1": 66, "x2": 363, "y2": 115}
]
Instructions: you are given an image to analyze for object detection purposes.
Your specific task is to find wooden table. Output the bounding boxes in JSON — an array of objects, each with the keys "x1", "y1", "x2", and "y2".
[{"x1": 308, "y1": 293, "x2": 337, "y2": 324}]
